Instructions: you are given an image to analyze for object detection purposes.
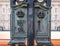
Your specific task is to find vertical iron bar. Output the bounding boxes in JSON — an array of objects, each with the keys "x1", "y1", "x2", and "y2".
[
  {"x1": 10, "y1": 0, "x2": 16, "y2": 39},
  {"x1": 44, "y1": 0, "x2": 51, "y2": 7},
  {"x1": 46, "y1": 0, "x2": 51, "y2": 7},
  {"x1": 10, "y1": 0, "x2": 16, "y2": 7},
  {"x1": 27, "y1": 0, "x2": 35, "y2": 46}
]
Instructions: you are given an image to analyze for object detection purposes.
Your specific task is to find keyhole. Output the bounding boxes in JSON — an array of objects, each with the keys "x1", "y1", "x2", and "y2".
[{"x1": 38, "y1": 21, "x2": 41, "y2": 32}]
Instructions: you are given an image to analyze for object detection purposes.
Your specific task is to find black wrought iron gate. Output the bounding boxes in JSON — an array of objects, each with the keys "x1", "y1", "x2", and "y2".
[{"x1": 9, "y1": 0, "x2": 52, "y2": 46}]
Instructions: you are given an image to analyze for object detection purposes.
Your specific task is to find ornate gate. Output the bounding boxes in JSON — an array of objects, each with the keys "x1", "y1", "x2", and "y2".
[{"x1": 9, "y1": 0, "x2": 52, "y2": 46}]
